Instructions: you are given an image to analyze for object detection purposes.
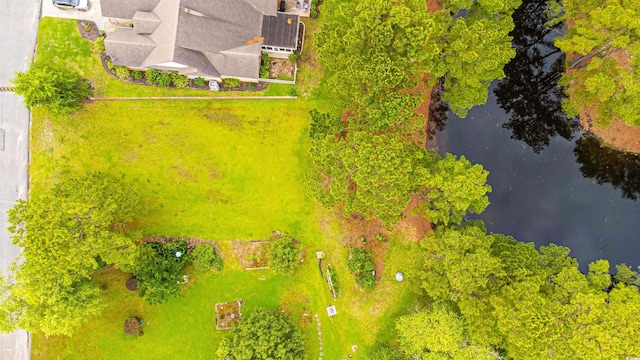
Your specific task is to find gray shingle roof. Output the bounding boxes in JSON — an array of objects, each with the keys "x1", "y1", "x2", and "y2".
[
  {"x1": 103, "y1": 0, "x2": 271, "y2": 80},
  {"x1": 262, "y1": 12, "x2": 299, "y2": 49}
]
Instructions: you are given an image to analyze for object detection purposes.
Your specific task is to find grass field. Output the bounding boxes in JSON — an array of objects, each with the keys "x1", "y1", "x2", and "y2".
[{"x1": 29, "y1": 17, "x2": 422, "y2": 360}]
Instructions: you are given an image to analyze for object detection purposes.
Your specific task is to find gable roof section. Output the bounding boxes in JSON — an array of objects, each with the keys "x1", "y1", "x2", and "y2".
[
  {"x1": 262, "y1": 12, "x2": 299, "y2": 49},
  {"x1": 102, "y1": 0, "x2": 160, "y2": 19},
  {"x1": 133, "y1": 11, "x2": 161, "y2": 34},
  {"x1": 176, "y1": 0, "x2": 263, "y2": 54},
  {"x1": 105, "y1": 29, "x2": 156, "y2": 67},
  {"x1": 246, "y1": 0, "x2": 278, "y2": 16}
]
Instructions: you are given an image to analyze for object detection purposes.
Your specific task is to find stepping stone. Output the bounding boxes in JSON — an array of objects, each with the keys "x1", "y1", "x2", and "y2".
[
  {"x1": 318, "y1": 331, "x2": 322, "y2": 335},
  {"x1": 320, "y1": 352, "x2": 323, "y2": 356},
  {"x1": 315, "y1": 314, "x2": 319, "y2": 318},
  {"x1": 320, "y1": 346, "x2": 324, "y2": 351},
  {"x1": 320, "y1": 341, "x2": 324, "y2": 345}
]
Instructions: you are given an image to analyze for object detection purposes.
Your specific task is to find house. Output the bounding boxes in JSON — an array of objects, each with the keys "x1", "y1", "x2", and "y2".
[{"x1": 102, "y1": 0, "x2": 300, "y2": 83}]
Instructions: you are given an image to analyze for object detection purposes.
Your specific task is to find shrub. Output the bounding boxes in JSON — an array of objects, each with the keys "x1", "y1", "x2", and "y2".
[
  {"x1": 92, "y1": 37, "x2": 105, "y2": 53},
  {"x1": 132, "y1": 70, "x2": 143, "y2": 80},
  {"x1": 347, "y1": 248, "x2": 376, "y2": 290},
  {"x1": 248, "y1": 82, "x2": 256, "y2": 90},
  {"x1": 132, "y1": 242, "x2": 186, "y2": 304},
  {"x1": 289, "y1": 87, "x2": 298, "y2": 96},
  {"x1": 115, "y1": 66, "x2": 130, "y2": 79},
  {"x1": 288, "y1": 52, "x2": 299, "y2": 64},
  {"x1": 260, "y1": 52, "x2": 271, "y2": 78},
  {"x1": 268, "y1": 234, "x2": 300, "y2": 274},
  {"x1": 107, "y1": 60, "x2": 115, "y2": 71},
  {"x1": 310, "y1": 3, "x2": 318, "y2": 18},
  {"x1": 170, "y1": 71, "x2": 189, "y2": 88},
  {"x1": 157, "y1": 72, "x2": 172, "y2": 87},
  {"x1": 146, "y1": 69, "x2": 160, "y2": 84},
  {"x1": 124, "y1": 317, "x2": 141, "y2": 336},
  {"x1": 194, "y1": 77, "x2": 206, "y2": 86},
  {"x1": 192, "y1": 243, "x2": 223, "y2": 272},
  {"x1": 222, "y1": 77, "x2": 241, "y2": 88}
]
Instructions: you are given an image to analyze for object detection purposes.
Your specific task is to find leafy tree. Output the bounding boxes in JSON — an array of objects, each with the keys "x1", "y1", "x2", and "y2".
[
  {"x1": 0, "y1": 173, "x2": 144, "y2": 336},
  {"x1": 227, "y1": 308, "x2": 305, "y2": 360},
  {"x1": 191, "y1": 243, "x2": 223, "y2": 272},
  {"x1": 419, "y1": 220, "x2": 640, "y2": 358},
  {"x1": 551, "y1": 0, "x2": 640, "y2": 127},
  {"x1": 416, "y1": 153, "x2": 491, "y2": 226},
  {"x1": 133, "y1": 241, "x2": 187, "y2": 305},
  {"x1": 268, "y1": 234, "x2": 300, "y2": 274},
  {"x1": 12, "y1": 60, "x2": 92, "y2": 115}
]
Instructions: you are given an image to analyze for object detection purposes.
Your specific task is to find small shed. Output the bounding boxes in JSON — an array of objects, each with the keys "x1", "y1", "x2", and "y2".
[{"x1": 326, "y1": 305, "x2": 337, "y2": 317}]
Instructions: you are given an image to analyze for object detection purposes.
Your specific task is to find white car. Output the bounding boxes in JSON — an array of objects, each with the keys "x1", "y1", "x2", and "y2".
[{"x1": 52, "y1": 0, "x2": 90, "y2": 11}]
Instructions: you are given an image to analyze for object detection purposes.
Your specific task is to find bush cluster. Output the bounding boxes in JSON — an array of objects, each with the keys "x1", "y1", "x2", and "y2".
[
  {"x1": 347, "y1": 248, "x2": 376, "y2": 290},
  {"x1": 260, "y1": 52, "x2": 271, "y2": 78},
  {"x1": 268, "y1": 234, "x2": 301, "y2": 274},
  {"x1": 146, "y1": 69, "x2": 160, "y2": 84},
  {"x1": 157, "y1": 72, "x2": 172, "y2": 87},
  {"x1": 115, "y1": 66, "x2": 130, "y2": 79},
  {"x1": 191, "y1": 243, "x2": 223, "y2": 272},
  {"x1": 222, "y1": 77, "x2": 241, "y2": 88},
  {"x1": 170, "y1": 72, "x2": 189, "y2": 88},
  {"x1": 194, "y1": 77, "x2": 206, "y2": 87}
]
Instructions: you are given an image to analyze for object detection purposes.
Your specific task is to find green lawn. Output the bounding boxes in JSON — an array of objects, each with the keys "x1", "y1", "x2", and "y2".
[{"x1": 29, "y1": 17, "x2": 421, "y2": 359}]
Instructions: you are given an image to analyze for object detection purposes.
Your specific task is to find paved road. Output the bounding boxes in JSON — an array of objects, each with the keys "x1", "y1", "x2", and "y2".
[{"x1": 0, "y1": 0, "x2": 41, "y2": 359}]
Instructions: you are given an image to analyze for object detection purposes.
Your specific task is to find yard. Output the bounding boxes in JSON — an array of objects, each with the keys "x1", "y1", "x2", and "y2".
[{"x1": 28, "y1": 18, "x2": 423, "y2": 359}]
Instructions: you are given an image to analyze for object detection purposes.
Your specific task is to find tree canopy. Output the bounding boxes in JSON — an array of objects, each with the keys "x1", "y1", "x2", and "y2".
[
  {"x1": 416, "y1": 220, "x2": 640, "y2": 358},
  {"x1": 0, "y1": 172, "x2": 144, "y2": 336},
  {"x1": 552, "y1": 0, "x2": 640, "y2": 127},
  {"x1": 12, "y1": 60, "x2": 92, "y2": 115},
  {"x1": 268, "y1": 234, "x2": 301, "y2": 275},
  {"x1": 308, "y1": 113, "x2": 491, "y2": 228},
  {"x1": 132, "y1": 241, "x2": 188, "y2": 305},
  {"x1": 226, "y1": 308, "x2": 305, "y2": 360}
]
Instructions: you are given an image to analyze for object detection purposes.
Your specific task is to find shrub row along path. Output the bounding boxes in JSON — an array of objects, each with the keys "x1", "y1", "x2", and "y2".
[{"x1": 90, "y1": 96, "x2": 298, "y2": 101}]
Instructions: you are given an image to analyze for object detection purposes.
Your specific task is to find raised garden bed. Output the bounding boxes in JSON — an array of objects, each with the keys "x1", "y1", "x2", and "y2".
[
  {"x1": 215, "y1": 300, "x2": 243, "y2": 330},
  {"x1": 231, "y1": 240, "x2": 270, "y2": 270}
]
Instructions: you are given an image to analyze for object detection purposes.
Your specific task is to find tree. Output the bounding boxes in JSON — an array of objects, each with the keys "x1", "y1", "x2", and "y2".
[
  {"x1": 551, "y1": 0, "x2": 640, "y2": 127},
  {"x1": 227, "y1": 308, "x2": 305, "y2": 360},
  {"x1": 418, "y1": 220, "x2": 640, "y2": 358},
  {"x1": 396, "y1": 303, "x2": 497, "y2": 359},
  {"x1": 268, "y1": 234, "x2": 300, "y2": 274},
  {"x1": 0, "y1": 172, "x2": 144, "y2": 336},
  {"x1": 133, "y1": 241, "x2": 187, "y2": 305},
  {"x1": 416, "y1": 153, "x2": 491, "y2": 226},
  {"x1": 12, "y1": 60, "x2": 92, "y2": 115}
]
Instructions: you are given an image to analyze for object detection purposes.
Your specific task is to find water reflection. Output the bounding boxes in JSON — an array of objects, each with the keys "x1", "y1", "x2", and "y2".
[
  {"x1": 427, "y1": 78, "x2": 448, "y2": 143},
  {"x1": 494, "y1": 0, "x2": 579, "y2": 153},
  {"x1": 575, "y1": 135, "x2": 640, "y2": 201}
]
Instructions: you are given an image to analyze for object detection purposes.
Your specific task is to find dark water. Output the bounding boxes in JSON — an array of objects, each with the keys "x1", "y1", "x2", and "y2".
[{"x1": 433, "y1": 0, "x2": 640, "y2": 272}]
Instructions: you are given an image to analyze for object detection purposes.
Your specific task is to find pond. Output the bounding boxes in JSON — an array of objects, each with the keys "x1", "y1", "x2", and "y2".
[{"x1": 432, "y1": 0, "x2": 640, "y2": 272}]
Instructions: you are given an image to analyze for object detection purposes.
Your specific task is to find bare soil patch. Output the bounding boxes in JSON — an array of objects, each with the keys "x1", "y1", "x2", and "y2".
[
  {"x1": 215, "y1": 300, "x2": 243, "y2": 330},
  {"x1": 231, "y1": 241, "x2": 270, "y2": 269},
  {"x1": 396, "y1": 193, "x2": 433, "y2": 242},
  {"x1": 269, "y1": 58, "x2": 295, "y2": 79}
]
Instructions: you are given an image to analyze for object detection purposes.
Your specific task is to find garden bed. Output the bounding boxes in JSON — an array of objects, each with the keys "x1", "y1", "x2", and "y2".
[
  {"x1": 99, "y1": 53, "x2": 269, "y2": 92},
  {"x1": 231, "y1": 241, "x2": 270, "y2": 270},
  {"x1": 215, "y1": 300, "x2": 243, "y2": 330}
]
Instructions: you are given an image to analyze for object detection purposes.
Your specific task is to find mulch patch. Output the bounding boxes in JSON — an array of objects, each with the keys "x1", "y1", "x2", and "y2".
[
  {"x1": 126, "y1": 277, "x2": 138, "y2": 291},
  {"x1": 76, "y1": 20, "x2": 100, "y2": 41},
  {"x1": 231, "y1": 240, "x2": 271, "y2": 269},
  {"x1": 215, "y1": 300, "x2": 243, "y2": 330},
  {"x1": 124, "y1": 317, "x2": 142, "y2": 336}
]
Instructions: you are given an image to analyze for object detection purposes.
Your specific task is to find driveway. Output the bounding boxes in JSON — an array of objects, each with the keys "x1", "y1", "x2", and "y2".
[
  {"x1": 0, "y1": 0, "x2": 41, "y2": 359},
  {"x1": 41, "y1": 0, "x2": 104, "y2": 29}
]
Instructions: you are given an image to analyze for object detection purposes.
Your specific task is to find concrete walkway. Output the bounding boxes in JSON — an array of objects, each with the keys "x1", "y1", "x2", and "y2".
[{"x1": 0, "y1": 0, "x2": 41, "y2": 359}]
